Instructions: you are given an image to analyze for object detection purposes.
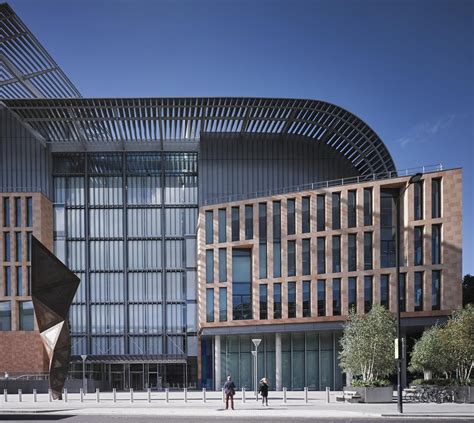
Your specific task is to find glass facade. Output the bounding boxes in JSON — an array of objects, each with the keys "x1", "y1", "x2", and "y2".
[
  {"x1": 52, "y1": 152, "x2": 198, "y2": 381},
  {"x1": 206, "y1": 332, "x2": 344, "y2": 391}
]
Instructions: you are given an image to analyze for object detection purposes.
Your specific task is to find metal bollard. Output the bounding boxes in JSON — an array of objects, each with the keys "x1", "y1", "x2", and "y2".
[
  {"x1": 242, "y1": 387, "x2": 245, "y2": 403},
  {"x1": 202, "y1": 387, "x2": 206, "y2": 403},
  {"x1": 147, "y1": 388, "x2": 151, "y2": 403},
  {"x1": 96, "y1": 388, "x2": 100, "y2": 403},
  {"x1": 3, "y1": 389, "x2": 7, "y2": 402},
  {"x1": 18, "y1": 389, "x2": 22, "y2": 402},
  {"x1": 33, "y1": 389, "x2": 37, "y2": 403},
  {"x1": 130, "y1": 388, "x2": 133, "y2": 403},
  {"x1": 326, "y1": 386, "x2": 330, "y2": 403},
  {"x1": 165, "y1": 387, "x2": 169, "y2": 403},
  {"x1": 184, "y1": 387, "x2": 187, "y2": 403},
  {"x1": 64, "y1": 388, "x2": 67, "y2": 403},
  {"x1": 304, "y1": 387, "x2": 308, "y2": 403},
  {"x1": 283, "y1": 387, "x2": 287, "y2": 403},
  {"x1": 113, "y1": 388, "x2": 116, "y2": 403},
  {"x1": 48, "y1": 389, "x2": 52, "y2": 402},
  {"x1": 80, "y1": 388, "x2": 84, "y2": 402}
]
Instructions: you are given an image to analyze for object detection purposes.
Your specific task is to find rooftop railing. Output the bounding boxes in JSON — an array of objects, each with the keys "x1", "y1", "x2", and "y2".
[{"x1": 203, "y1": 163, "x2": 444, "y2": 206}]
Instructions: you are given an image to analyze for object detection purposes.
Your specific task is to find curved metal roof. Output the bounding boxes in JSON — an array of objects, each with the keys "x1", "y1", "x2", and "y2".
[{"x1": 3, "y1": 97, "x2": 396, "y2": 175}]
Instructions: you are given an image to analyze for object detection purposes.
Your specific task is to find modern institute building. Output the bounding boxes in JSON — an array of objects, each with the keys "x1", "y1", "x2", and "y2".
[{"x1": 0, "y1": 4, "x2": 462, "y2": 391}]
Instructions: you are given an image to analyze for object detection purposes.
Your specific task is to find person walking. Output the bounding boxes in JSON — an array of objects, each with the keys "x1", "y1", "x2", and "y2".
[
  {"x1": 258, "y1": 377, "x2": 269, "y2": 406},
  {"x1": 223, "y1": 375, "x2": 236, "y2": 410}
]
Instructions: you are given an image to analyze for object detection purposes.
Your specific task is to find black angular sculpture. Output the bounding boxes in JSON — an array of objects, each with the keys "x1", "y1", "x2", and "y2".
[{"x1": 31, "y1": 236, "x2": 80, "y2": 400}]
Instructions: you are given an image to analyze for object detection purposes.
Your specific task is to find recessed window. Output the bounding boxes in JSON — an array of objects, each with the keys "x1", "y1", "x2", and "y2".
[
  {"x1": 287, "y1": 240, "x2": 296, "y2": 277},
  {"x1": 232, "y1": 249, "x2": 252, "y2": 320},
  {"x1": 231, "y1": 207, "x2": 239, "y2": 242},
  {"x1": 4, "y1": 233, "x2": 11, "y2": 261},
  {"x1": 4, "y1": 267, "x2": 11, "y2": 296},
  {"x1": 317, "y1": 195, "x2": 325, "y2": 231},
  {"x1": 218, "y1": 209, "x2": 226, "y2": 243},
  {"x1": 414, "y1": 182, "x2": 423, "y2": 220},
  {"x1": 432, "y1": 270, "x2": 441, "y2": 310},
  {"x1": 302, "y1": 281, "x2": 311, "y2": 317},
  {"x1": 317, "y1": 280, "x2": 326, "y2": 316},
  {"x1": 332, "y1": 192, "x2": 341, "y2": 230},
  {"x1": 259, "y1": 242, "x2": 267, "y2": 279},
  {"x1": 288, "y1": 282, "x2": 296, "y2": 318},
  {"x1": 432, "y1": 178, "x2": 441, "y2": 218},
  {"x1": 364, "y1": 275, "x2": 373, "y2": 313},
  {"x1": 302, "y1": 239, "x2": 311, "y2": 276},
  {"x1": 14, "y1": 197, "x2": 21, "y2": 227},
  {"x1": 259, "y1": 284, "x2": 268, "y2": 320},
  {"x1": 19, "y1": 301, "x2": 34, "y2": 331},
  {"x1": 206, "y1": 288, "x2": 214, "y2": 322},
  {"x1": 26, "y1": 197, "x2": 33, "y2": 227},
  {"x1": 317, "y1": 237, "x2": 325, "y2": 274},
  {"x1": 332, "y1": 235, "x2": 341, "y2": 273},
  {"x1": 348, "y1": 233, "x2": 357, "y2": 272},
  {"x1": 287, "y1": 199, "x2": 295, "y2": 235},
  {"x1": 3, "y1": 198, "x2": 10, "y2": 227},
  {"x1": 205, "y1": 211, "x2": 213, "y2": 244},
  {"x1": 414, "y1": 226, "x2": 424, "y2": 266},
  {"x1": 273, "y1": 283, "x2": 282, "y2": 319},
  {"x1": 348, "y1": 277, "x2": 357, "y2": 313},
  {"x1": 432, "y1": 224, "x2": 441, "y2": 265},
  {"x1": 16, "y1": 266, "x2": 23, "y2": 296},
  {"x1": 206, "y1": 250, "x2": 214, "y2": 283},
  {"x1": 219, "y1": 248, "x2": 227, "y2": 282},
  {"x1": 414, "y1": 271, "x2": 423, "y2": 311},
  {"x1": 363, "y1": 188, "x2": 373, "y2": 226},
  {"x1": 347, "y1": 190, "x2": 357, "y2": 228},
  {"x1": 0, "y1": 301, "x2": 11, "y2": 331},
  {"x1": 380, "y1": 274, "x2": 390, "y2": 309},
  {"x1": 364, "y1": 232, "x2": 373, "y2": 270},
  {"x1": 245, "y1": 205, "x2": 253, "y2": 240},
  {"x1": 15, "y1": 232, "x2": 22, "y2": 261},
  {"x1": 219, "y1": 287, "x2": 227, "y2": 322},
  {"x1": 302, "y1": 197, "x2": 310, "y2": 233},
  {"x1": 332, "y1": 278, "x2": 341, "y2": 316}
]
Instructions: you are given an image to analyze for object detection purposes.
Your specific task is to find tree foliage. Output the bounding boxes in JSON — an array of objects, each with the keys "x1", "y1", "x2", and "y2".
[
  {"x1": 409, "y1": 325, "x2": 449, "y2": 378},
  {"x1": 339, "y1": 305, "x2": 396, "y2": 382},
  {"x1": 462, "y1": 274, "x2": 474, "y2": 306},
  {"x1": 410, "y1": 305, "x2": 474, "y2": 383}
]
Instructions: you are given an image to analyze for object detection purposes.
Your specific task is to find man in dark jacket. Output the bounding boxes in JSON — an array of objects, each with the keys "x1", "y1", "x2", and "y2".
[
  {"x1": 258, "y1": 377, "x2": 269, "y2": 406},
  {"x1": 223, "y1": 375, "x2": 236, "y2": 410}
]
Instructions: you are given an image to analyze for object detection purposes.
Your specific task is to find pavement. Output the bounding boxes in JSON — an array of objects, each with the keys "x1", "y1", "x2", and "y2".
[{"x1": 0, "y1": 391, "x2": 472, "y2": 420}]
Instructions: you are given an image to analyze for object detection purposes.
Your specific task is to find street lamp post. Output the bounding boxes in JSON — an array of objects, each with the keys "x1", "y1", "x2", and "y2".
[
  {"x1": 80, "y1": 355, "x2": 87, "y2": 395},
  {"x1": 252, "y1": 339, "x2": 261, "y2": 401},
  {"x1": 395, "y1": 172, "x2": 422, "y2": 414}
]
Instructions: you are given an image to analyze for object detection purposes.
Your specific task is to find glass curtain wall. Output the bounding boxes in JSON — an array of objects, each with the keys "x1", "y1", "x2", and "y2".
[
  {"x1": 216, "y1": 332, "x2": 343, "y2": 391},
  {"x1": 53, "y1": 152, "x2": 198, "y2": 384}
]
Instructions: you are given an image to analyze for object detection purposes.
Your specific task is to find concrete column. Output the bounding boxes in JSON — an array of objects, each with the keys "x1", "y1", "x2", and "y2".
[
  {"x1": 214, "y1": 335, "x2": 221, "y2": 391},
  {"x1": 275, "y1": 333, "x2": 282, "y2": 391}
]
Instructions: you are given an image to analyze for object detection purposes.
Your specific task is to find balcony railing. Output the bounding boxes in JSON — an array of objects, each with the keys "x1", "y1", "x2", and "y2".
[{"x1": 203, "y1": 163, "x2": 444, "y2": 206}]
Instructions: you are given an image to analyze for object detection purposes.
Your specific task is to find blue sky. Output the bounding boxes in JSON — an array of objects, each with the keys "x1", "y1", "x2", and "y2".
[{"x1": 10, "y1": 0, "x2": 474, "y2": 274}]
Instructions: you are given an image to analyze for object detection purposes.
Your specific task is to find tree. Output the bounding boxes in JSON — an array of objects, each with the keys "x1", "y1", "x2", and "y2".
[
  {"x1": 339, "y1": 305, "x2": 396, "y2": 382},
  {"x1": 440, "y1": 304, "x2": 474, "y2": 382},
  {"x1": 462, "y1": 274, "x2": 474, "y2": 306},
  {"x1": 409, "y1": 325, "x2": 450, "y2": 380}
]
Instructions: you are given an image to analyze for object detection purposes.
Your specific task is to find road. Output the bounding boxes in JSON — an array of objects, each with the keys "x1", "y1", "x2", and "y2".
[{"x1": 0, "y1": 416, "x2": 473, "y2": 423}]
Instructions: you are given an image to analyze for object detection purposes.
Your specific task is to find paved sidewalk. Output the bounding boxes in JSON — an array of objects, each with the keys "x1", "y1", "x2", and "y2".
[{"x1": 1, "y1": 391, "x2": 473, "y2": 419}]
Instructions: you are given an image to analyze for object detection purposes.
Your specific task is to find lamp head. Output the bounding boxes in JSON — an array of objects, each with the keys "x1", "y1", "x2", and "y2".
[{"x1": 408, "y1": 173, "x2": 423, "y2": 184}]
